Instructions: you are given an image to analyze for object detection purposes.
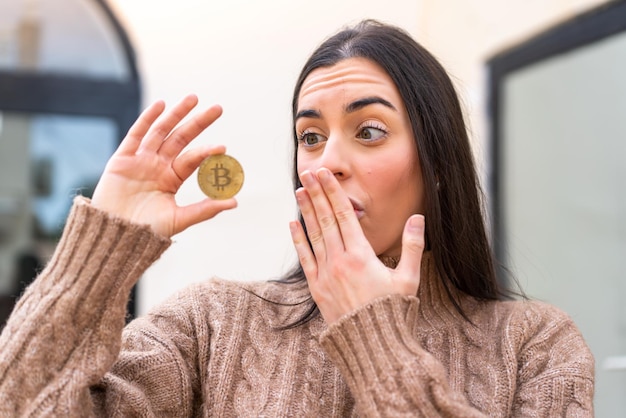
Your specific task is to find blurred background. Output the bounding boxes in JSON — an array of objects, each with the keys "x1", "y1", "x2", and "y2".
[{"x1": 0, "y1": 0, "x2": 624, "y2": 415}]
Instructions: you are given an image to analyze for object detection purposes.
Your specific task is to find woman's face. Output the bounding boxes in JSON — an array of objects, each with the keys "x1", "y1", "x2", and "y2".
[{"x1": 295, "y1": 57, "x2": 424, "y2": 257}]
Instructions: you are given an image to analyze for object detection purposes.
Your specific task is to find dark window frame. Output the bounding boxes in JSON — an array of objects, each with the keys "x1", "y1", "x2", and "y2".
[{"x1": 0, "y1": 0, "x2": 141, "y2": 137}]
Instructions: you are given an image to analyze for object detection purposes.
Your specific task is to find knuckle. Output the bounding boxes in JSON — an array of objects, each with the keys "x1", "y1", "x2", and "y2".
[
  {"x1": 169, "y1": 134, "x2": 188, "y2": 150},
  {"x1": 328, "y1": 255, "x2": 359, "y2": 279},
  {"x1": 406, "y1": 234, "x2": 425, "y2": 249},
  {"x1": 191, "y1": 116, "x2": 206, "y2": 131},
  {"x1": 329, "y1": 265, "x2": 348, "y2": 280},
  {"x1": 334, "y1": 208, "x2": 353, "y2": 224},
  {"x1": 318, "y1": 214, "x2": 337, "y2": 230},
  {"x1": 154, "y1": 125, "x2": 170, "y2": 139},
  {"x1": 299, "y1": 254, "x2": 317, "y2": 274},
  {"x1": 308, "y1": 229, "x2": 324, "y2": 245}
]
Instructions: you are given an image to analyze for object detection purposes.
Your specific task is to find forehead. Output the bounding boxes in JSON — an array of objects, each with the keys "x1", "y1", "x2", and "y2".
[{"x1": 298, "y1": 57, "x2": 402, "y2": 107}]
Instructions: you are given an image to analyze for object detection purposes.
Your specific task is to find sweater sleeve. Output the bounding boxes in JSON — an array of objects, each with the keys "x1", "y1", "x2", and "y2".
[
  {"x1": 318, "y1": 294, "x2": 487, "y2": 417},
  {"x1": 91, "y1": 289, "x2": 207, "y2": 417},
  {"x1": 0, "y1": 197, "x2": 173, "y2": 417},
  {"x1": 319, "y1": 295, "x2": 595, "y2": 417}
]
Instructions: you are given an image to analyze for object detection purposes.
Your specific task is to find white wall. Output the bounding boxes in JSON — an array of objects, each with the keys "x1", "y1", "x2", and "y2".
[
  {"x1": 414, "y1": 0, "x2": 610, "y2": 185},
  {"x1": 108, "y1": 0, "x2": 610, "y2": 314}
]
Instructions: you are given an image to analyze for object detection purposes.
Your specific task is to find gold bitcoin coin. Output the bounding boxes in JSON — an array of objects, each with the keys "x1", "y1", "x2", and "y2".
[{"x1": 197, "y1": 154, "x2": 244, "y2": 199}]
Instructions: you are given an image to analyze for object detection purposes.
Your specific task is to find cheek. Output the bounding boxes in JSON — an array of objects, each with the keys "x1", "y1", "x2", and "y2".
[
  {"x1": 363, "y1": 169, "x2": 401, "y2": 212},
  {"x1": 369, "y1": 159, "x2": 422, "y2": 212},
  {"x1": 402, "y1": 166, "x2": 424, "y2": 214},
  {"x1": 296, "y1": 153, "x2": 311, "y2": 175},
  {"x1": 369, "y1": 158, "x2": 414, "y2": 189}
]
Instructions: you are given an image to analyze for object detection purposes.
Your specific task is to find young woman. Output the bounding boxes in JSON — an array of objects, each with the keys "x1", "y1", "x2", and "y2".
[{"x1": 0, "y1": 20, "x2": 594, "y2": 416}]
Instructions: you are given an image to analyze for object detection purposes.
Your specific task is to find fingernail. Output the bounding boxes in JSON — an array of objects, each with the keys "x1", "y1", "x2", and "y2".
[
  {"x1": 299, "y1": 171, "x2": 314, "y2": 185},
  {"x1": 295, "y1": 188, "x2": 306, "y2": 203},
  {"x1": 408, "y1": 215, "x2": 424, "y2": 232},
  {"x1": 317, "y1": 168, "x2": 330, "y2": 180}
]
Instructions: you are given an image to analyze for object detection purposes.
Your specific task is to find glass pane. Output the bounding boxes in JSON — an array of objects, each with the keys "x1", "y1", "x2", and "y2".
[
  {"x1": 0, "y1": 0, "x2": 130, "y2": 79},
  {"x1": 0, "y1": 112, "x2": 117, "y2": 296}
]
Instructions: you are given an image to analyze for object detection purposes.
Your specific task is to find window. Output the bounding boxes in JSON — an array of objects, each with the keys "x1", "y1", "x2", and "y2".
[
  {"x1": 488, "y1": 2, "x2": 626, "y2": 415},
  {"x1": 0, "y1": 0, "x2": 140, "y2": 326}
]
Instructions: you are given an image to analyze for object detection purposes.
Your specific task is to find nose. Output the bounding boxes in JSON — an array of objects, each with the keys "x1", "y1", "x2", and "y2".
[{"x1": 316, "y1": 136, "x2": 350, "y2": 180}]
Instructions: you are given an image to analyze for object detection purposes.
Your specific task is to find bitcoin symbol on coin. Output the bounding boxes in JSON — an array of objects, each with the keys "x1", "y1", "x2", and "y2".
[
  {"x1": 211, "y1": 163, "x2": 231, "y2": 191},
  {"x1": 197, "y1": 154, "x2": 244, "y2": 199}
]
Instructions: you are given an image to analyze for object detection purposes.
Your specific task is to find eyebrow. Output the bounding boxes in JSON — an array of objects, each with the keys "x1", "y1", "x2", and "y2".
[
  {"x1": 345, "y1": 96, "x2": 397, "y2": 113},
  {"x1": 295, "y1": 109, "x2": 321, "y2": 120},
  {"x1": 295, "y1": 96, "x2": 397, "y2": 121}
]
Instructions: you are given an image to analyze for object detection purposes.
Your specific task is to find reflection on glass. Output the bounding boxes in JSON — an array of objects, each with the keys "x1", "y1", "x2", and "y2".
[
  {"x1": 0, "y1": 0, "x2": 129, "y2": 79},
  {"x1": 0, "y1": 112, "x2": 117, "y2": 295},
  {"x1": 31, "y1": 115, "x2": 116, "y2": 236}
]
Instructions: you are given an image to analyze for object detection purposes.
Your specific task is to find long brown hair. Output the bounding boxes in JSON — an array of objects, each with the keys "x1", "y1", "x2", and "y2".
[{"x1": 276, "y1": 20, "x2": 509, "y2": 327}]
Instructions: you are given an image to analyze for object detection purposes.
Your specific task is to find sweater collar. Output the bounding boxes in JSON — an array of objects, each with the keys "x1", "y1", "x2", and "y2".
[{"x1": 417, "y1": 252, "x2": 481, "y2": 325}]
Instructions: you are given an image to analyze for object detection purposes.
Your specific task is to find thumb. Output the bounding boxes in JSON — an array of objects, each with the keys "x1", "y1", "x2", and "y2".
[
  {"x1": 395, "y1": 214, "x2": 426, "y2": 281},
  {"x1": 174, "y1": 198, "x2": 238, "y2": 235}
]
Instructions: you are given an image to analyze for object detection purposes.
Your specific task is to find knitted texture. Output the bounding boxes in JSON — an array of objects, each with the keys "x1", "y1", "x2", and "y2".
[{"x1": 0, "y1": 198, "x2": 594, "y2": 417}]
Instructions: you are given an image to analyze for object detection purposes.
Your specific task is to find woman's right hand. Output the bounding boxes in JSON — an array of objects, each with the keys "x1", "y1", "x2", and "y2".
[{"x1": 91, "y1": 94, "x2": 237, "y2": 238}]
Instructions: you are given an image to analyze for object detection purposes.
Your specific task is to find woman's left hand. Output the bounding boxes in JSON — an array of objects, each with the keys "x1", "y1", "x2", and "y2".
[{"x1": 289, "y1": 168, "x2": 426, "y2": 325}]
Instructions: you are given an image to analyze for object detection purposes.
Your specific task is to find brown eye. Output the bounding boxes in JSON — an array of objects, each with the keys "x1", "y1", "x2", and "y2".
[
  {"x1": 357, "y1": 127, "x2": 386, "y2": 142},
  {"x1": 299, "y1": 132, "x2": 324, "y2": 147}
]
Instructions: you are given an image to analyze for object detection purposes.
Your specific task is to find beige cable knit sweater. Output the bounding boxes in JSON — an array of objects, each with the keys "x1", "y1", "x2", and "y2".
[{"x1": 0, "y1": 197, "x2": 594, "y2": 417}]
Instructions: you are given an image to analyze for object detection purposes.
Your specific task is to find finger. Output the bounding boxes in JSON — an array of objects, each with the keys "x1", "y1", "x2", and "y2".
[
  {"x1": 158, "y1": 104, "x2": 223, "y2": 160},
  {"x1": 138, "y1": 94, "x2": 199, "y2": 154},
  {"x1": 173, "y1": 198, "x2": 237, "y2": 235},
  {"x1": 172, "y1": 144, "x2": 226, "y2": 182},
  {"x1": 395, "y1": 215, "x2": 425, "y2": 288},
  {"x1": 289, "y1": 220, "x2": 318, "y2": 281},
  {"x1": 116, "y1": 100, "x2": 166, "y2": 156},
  {"x1": 299, "y1": 170, "x2": 344, "y2": 254},
  {"x1": 295, "y1": 187, "x2": 327, "y2": 261},
  {"x1": 316, "y1": 167, "x2": 365, "y2": 248}
]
